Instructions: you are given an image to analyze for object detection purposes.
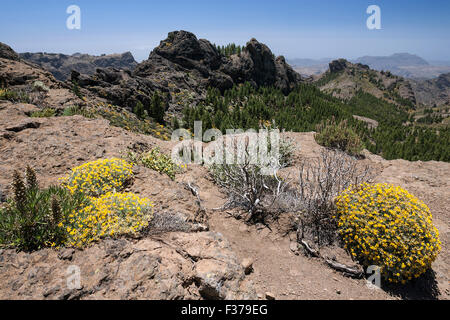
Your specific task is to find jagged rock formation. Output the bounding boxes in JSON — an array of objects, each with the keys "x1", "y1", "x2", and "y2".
[
  {"x1": 20, "y1": 52, "x2": 137, "y2": 81},
  {"x1": 136, "y1": 31, "x2": 301, "y2": 93},
  {"x1": 74, "y1": 31, "x2": 302, "y2": 115},
  {"x1": 0, "y1": 43, "x2": 21, "y2": 61},
  {"x1": 316, "y1": 59, "x2": 417, "y2": 107},
  {"x1": 410, "y1": 73, "x2": 450, "y2": 107}
]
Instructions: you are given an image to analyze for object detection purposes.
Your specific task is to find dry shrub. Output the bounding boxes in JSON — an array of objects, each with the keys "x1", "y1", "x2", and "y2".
[{"x1": 295, "y1": 149, "x2": 374, "y2": 246}]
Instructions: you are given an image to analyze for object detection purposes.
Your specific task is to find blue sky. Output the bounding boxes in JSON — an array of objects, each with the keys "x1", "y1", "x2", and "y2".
[{"x1": 0, "y1": 0, "x2": 449, "y2": 62}]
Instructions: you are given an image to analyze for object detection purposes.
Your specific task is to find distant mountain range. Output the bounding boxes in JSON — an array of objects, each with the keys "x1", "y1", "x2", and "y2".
[
  {"x1": 19, "y1": 51, "x2": 138, "y2": 81},
  {"x1": 289, "y1": 53, "x2": 450, "y2": 79}
]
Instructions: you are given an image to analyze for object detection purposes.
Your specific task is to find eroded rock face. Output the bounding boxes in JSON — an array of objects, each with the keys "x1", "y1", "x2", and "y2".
[
  {"x1": 0, "y1": 232, "x2": 256, "y2": 300},
  {"x1": 77, "y1": 30, "x2": 303, "y2": 115}
]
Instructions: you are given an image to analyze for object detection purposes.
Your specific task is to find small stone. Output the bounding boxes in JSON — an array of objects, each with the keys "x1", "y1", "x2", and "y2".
[
  {"x1": 95, "y1": 149, "x2": 105, "y2": 158},
  {"x1": 43, "y1": 285, "x2": 60, "y2": 297},
  {"x1": 289, "y1": 242, "x2": 299, "y2": 254},
  {"x1": 57, "y1": 248, "x2": 75, "y2": 261},
  {"x1": 265, "y1": 292, "x2": 276, "y2": 300},
  {"x1": 238, "y1": 225, "x2": 249, "y2": 233},
  {"x1": 242, "y1": 258, "x2": 254, "y2": 275},
  {"x1": 336, "y1": 290, "x2": 341, "y2": 295}
]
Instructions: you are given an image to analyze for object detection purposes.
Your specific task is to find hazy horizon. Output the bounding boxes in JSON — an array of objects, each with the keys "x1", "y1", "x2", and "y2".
[{"x1": 1, "y1": 0, "x2": 449, "y2": 62}]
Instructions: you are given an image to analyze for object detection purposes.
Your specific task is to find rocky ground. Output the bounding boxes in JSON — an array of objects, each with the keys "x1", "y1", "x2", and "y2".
[{"x1": 0, "y1": 101, "x2": 448, "y2": 300}]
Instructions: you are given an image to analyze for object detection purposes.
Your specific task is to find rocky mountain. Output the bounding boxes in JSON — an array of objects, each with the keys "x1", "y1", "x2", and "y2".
[
  {"x1": 73, "y1": 30, "x2": 303, "y2": 115},
  {"x1": 314, "y1": 58, "x2": 416, "y2": 107},
  {"x1": 354, "y1": 53, "x2": 450, "y2": 79},
  {"x1": 0, "y1": 43, "x2": 21, "y2": 61},
  {"x1": 290, "y1": 53, "x2": 450, "y2": 79},
  {"x1": 19, "y1": 51, "x2": 138, "y2": 81},
  {"x1": 410, "y1": 72, "x2": 450, "y2": 107},
  {"x1": 355, "y1": 53, "x2": 429, "y2": 69}
]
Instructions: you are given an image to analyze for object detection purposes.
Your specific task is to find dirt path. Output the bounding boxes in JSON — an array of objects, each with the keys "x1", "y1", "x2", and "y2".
[{"x1": 209, "y1": 211, "x2": 393, "y2": 300}]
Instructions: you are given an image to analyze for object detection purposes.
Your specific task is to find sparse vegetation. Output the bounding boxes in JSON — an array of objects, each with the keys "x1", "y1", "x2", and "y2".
[
  {"x1": 127, "y1": 147, "x2": 182, "y2": 180},
  {"x1": 30, "y1": 107, "x2": 56, "y2": 118},
  {"x1": 0, "y1": 88, "x2": 30, "y2": 103},
  {"x1": 210, "y1": 162, "x2": 286, "y2": 221},
  {"x1": 208, "y1": 136, "x2": 292, "y2": 221},
  {"x1": 32, "y1": 81, "x2": 49, "y2": 93},
  {"x1": 62, "y1": 105, "x2": 95, "y2": 118},
  {"x1": 95, "y1": 102, "x2": 171, "y2": 140}
]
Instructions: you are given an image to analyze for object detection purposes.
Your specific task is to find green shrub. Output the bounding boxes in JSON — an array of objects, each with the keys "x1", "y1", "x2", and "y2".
[
  {"x1": 315, "y1": 118, "x2": 364, "y2": 156},
  {"x1": 127, "y1": 147, "x2": 181, "y2": 180},
  {"x1": 72, "y1": 81, "x2": 83, "y2": 99},
  {"x1": 133, "y1": 101, "x2": 145, "y2": 119},
  {"x1": 0, "y1": 167, "x2": 89, "y2": 251},
  {"x1": 30, "y1": 108, "x2": 56, "y2": 118},
  {"x1": 32, "y1": 81, "x2": 49, "y2": 92},
  {"x1": 0, "y1": 89, "x2": 30, "y2": 103},
  {"x1": 62, "y1": 105, "x2": 95, "y2": 118}
]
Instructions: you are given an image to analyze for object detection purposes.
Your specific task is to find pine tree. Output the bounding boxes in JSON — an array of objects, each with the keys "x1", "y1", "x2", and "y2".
[{"x1": 133, "y1": 101, "x2": 145, "y2": 119}]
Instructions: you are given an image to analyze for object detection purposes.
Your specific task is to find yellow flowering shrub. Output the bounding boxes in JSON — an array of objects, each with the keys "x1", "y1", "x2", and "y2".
[
  {"x1": 62, "y1": 158, "x2": 133, "y2": 196},
  {"x1": 64, "y1": 192, "x2": 154, "y2": 248},
  {"x1": 335, "y1": 183, "x2": 441, "y2": 283}
]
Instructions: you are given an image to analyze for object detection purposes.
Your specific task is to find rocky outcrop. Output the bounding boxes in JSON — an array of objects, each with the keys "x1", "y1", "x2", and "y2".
[
  {"x1": 328, "y1": 59, "x2": 350, "y2": 73},
  {"x1": 136, "y1": 31, "x2": 302, "y2": 94},
  {"x1": 0, "y1": 233, "x2": 256, "y2": 300},
  {"x1": 410, "y1": 73, "x2": 450, "y2": 107},
  {"x1": 20, "y1": 52, "x2": 138, "y2": 81},
  {"x1": 0, "y1": 43, "x2": 21, "y2": 61},
  {"x1": 75, "y1": 31, "x2": 302, "y2": 115}
]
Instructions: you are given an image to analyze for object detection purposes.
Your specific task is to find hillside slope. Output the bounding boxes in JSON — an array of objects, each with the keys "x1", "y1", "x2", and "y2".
[{"x1": 315, "y1": 59, "x2": 416, "y2": 108}]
